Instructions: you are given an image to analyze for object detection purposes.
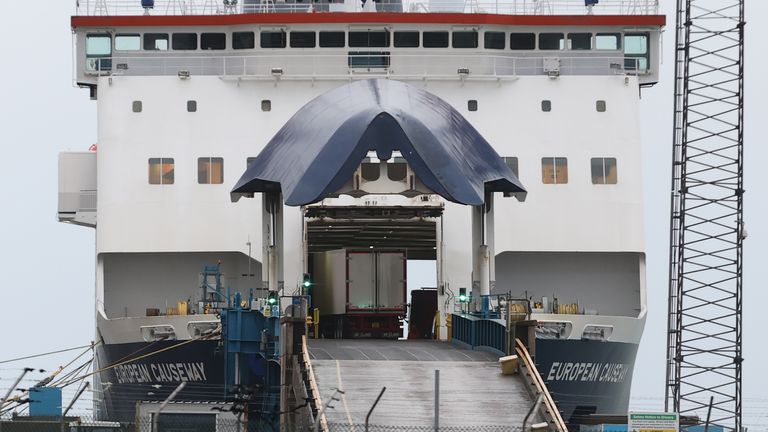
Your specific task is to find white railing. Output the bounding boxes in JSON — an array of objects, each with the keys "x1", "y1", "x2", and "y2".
[
  {"x1": 87, "y1": 53, "x2": 644, "y2": 79},
  {"x1": 74, "y1": 0, "x2": 659, "y2": 16}
]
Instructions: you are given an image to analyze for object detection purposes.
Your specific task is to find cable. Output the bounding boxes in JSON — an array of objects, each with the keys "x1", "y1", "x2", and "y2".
[{"x1": 0, "y1": 345, "x2": 93, "y2": 365}]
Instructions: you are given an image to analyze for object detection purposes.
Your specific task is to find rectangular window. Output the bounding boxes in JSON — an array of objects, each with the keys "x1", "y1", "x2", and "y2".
[
  {"x1": 452, "y1": 31, "x2": 478, "y2": 48},
  {"x1": 348, "y1": 51, "x2": 390, "y2": 69},
  {"x1": 115, "y1": 34, "x2": 140, "y2": 51},
  {"x1": 290, "y1": 32, "x2": 316, "y2": 48},
  {"x1": 144, "y1": 33, "x2": 169, "y2": 50},
  {"x1": 319, "y1": 31, "x2": 345, "y2": 48},
  {"x1": 172, "y1": 33, "x2": 198, "y2": 50},
  {"x1": 541, "y1": 157, "x2": 568, "y2": 184},
  {"x1": 233, "y1": 32, "x2": 255, "y2": 49},
  {"x1": 502, "y1": 157, "x2": 519, "y2": 178},
  {"x1": 591, "y1": 157, "x2": 617, "y2": 184},
  {"x1": 198, "y1": 157, "x2": 224, "y2": 184},
  {"x1": 261, "y1": 31, "x2": 286, "y2": 48},
  {"x1": 201, "y1": 33, "x2": 226, "y2": 50},
  {"x1": 624, "y1": 33, "x2": 649, "y2": 71},
  {"x1": 484, "y1": 32, "x2": 505, "y2": 50},
  {"x1": 423, "y1": 31, "x2": 449, "y2": 48},
  {"x1": 567, "y1": 33, "x2": 592, "y2": 50},
  {"x1": 394, "y1": 31, "x2": 419, "y2": 48},
  {"x1": 349, "y1": 30, "x2": 390, "y2": 48},
  {"x1": 148, "y1": 158, "x2": 174, "y2": 185},
  {"x1": 509, "y1": 33, "x2": 535, "y2": 50},
  {"x1": 595, "y1": 33, "x2": 621, "y2": 50},
  {"x1": 86, "y1": 34, "x2": 112, "y2": 56},
  {"x1": 539, "y1": 33, "x2": 564, "y2": 50}
]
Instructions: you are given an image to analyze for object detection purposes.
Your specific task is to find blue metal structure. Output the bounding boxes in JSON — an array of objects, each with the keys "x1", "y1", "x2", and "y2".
[
  {"x1": 451, "y1": 314, "x2": 507, "y2": 356},
  {"x1": 28, "y1": 387, "x2": 62, "y2": 417}
]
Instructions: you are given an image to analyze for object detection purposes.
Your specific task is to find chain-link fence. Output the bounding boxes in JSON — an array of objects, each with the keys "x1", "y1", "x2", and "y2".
[{"x1": 326, "y1": 424, "x2": 524, "y2": 432}]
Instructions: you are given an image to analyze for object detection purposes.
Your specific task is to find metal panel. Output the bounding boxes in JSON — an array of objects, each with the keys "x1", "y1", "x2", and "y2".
[
  {"x1": 347, "y1": 252, "x2": 375, "y2": 309},
  {"x1": 376, "y1": 252, "x2": 405, "y2": 309}
]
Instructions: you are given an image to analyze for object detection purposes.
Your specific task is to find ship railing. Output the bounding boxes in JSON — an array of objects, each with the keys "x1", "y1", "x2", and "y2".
[
  {"x1": 74, "y1": 0, "x2": 659, "y2": 16},
  {"x1": 89, "y1": 54, "x2": 643, "y2": 79}
]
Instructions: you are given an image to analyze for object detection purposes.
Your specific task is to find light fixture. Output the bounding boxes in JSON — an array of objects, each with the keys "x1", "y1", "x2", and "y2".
[
  {"x1": 177, "y1": 70, "x2": 190, "y2": 80},
  {"x1": 271, "y1": 67, "x2": 284, "y2": 77}
]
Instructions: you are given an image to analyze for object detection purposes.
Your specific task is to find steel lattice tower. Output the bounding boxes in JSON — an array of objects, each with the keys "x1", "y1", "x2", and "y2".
[{"x1": 665, "y1": 0, "x2": 745, "y2": 430}]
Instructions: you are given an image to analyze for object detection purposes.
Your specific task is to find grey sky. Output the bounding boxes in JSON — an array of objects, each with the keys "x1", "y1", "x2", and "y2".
[{"x1": 0, "y1": 0, "x2": 765, "y2": 429}]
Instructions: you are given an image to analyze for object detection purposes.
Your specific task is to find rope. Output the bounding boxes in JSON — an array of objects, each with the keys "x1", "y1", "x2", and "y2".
[{"x1": 0, "y1": 344, "x2": 93, "y2": 365}]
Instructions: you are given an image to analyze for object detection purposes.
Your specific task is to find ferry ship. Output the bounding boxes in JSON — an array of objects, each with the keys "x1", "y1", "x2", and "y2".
[{"x1": 61, "y1": 0, "x2": 664, "y2": 425}]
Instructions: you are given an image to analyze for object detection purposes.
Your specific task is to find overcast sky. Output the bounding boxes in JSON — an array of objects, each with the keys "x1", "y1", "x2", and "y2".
[{"x1": 0, "y1": 0, "x2": 765, "y2": 429}]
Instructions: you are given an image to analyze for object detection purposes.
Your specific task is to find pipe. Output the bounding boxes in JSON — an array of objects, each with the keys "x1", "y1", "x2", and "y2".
[
  {"x1": 522, "y1": 394, "x2": 544, "y2": 431},
  {"x1": 0, "y1": 368, "x2": 32, "y2": 409},
  {"x1": 364, "y1": 387, "x2": 386, "y2": 432},
  {"x1": 152, "y1": 382, "x2": 186, "y2": 432}
]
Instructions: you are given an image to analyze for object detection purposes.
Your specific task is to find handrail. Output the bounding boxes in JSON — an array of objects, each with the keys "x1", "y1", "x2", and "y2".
[
  {"x1": 515, "y1": 338, "x2": 568, "y2": 432},
  {"x1": 74, "y1": 0, "x2": 659, "y2": 16},
  {"x1": 301, "y1": 335, "x2": 328, "y2": 432}
]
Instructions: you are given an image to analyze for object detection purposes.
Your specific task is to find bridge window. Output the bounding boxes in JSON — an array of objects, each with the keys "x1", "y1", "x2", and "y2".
[
  {"x1": 596, "y1": 100, "x2": 606, "y2": 112},
  {"x1": 541, "y1": 100, "x2": 552, "y2": 112},
  {"x1": 132, "y1": 101, "x2": 142, "y2": 113},
  {"x1": 394, "y1": 31, "x2": 419, "y2": 48},
  {"x1": 509, "y1": 33, "x2": 535, "y2": 50},
  {"x1": 86, "y1": 34, "x2": 112, "y2": 71},
  {"x1": 349, "y1": 30, "x2": 390, "y2": 48},
  {"x1": 144, "y1": 33, "x2": 169, "y2": 50},
  {"x1": 453, "y1": 31, "x2": 478, "y2": 48},
  {"x1": 596, "y1": 33, "x2": 621, "y2": 50},
  {"x1": 319, "y1": 31, "x2": 345, "y2": 48},
  {"x1": 290, "y1": 32, "x2": 316, "y2": 48},
  {"x1": 233, "y1": 32, "x2": 255, "y2": 50},
  {"x1": 591, "y1": 157, "x2": 617, "y2": 184},
  {"x1": 261, "y1": 31, "x2": 286, "y2": 48},
  {"x1": 423, "y1": 31, "x2": 448, "y2": 48},
  {"x1": 539, "y1": 33, "x2": 564, "y2": 50},
  {"x1": 172, "y1": 33, "x2": 198, "y2": 50},
  {"x1": 502, "y1": 157, "x2": 519, "y2": 177},
  {"x1": 201, "y1": 33, "x2": 226, "y2": 50},
  {"x1": 187, "y1": 100, "x2": 197, "y2": 112},
  {"x1": 484, "y1": 32, "x2": 505, "y2": 50},
  {"x1": 261, "y1": 100, "x2": 271, "y2": 112},
  {"x1": 198, "y1": 157, "x2": 224, "y2": 184},
  {"x1": 468, "y1": 100, "x2": 478, "y2": 111},
  {"x1": 568, "y1": 33, "x2": 592, "y2": 50},
  {"x1": 148, "y1": 158, "x2": 174, "y2": 185},
  {"x1": 348, "y1": 52, "x2": 390, "y2": 69},
  {"x1": 624, "y1": 33, "x2": 649, "y2": 71},
  {"x1": 542, "y1": 157, "x2": 568, "y2": 184},
  {"x1": 115, "y1": 34, "x2": 140, "y2": 51}
]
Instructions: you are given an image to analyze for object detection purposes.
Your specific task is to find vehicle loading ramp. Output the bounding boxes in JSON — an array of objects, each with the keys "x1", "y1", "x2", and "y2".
[{"x1": 306, "y1": 339, "x2": 553, "y2": 429}]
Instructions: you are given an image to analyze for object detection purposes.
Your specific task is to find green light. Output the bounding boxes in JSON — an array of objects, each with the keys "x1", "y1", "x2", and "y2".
[
  {"x1": 268, "y1": 297, "x2": 277, "y2": 305},
  {"x1": 303, "y1": 281, "x2": 311, "y2": 288},
  {"x1": 458, "y1": 294, "x2": 467, "y2": 302}
]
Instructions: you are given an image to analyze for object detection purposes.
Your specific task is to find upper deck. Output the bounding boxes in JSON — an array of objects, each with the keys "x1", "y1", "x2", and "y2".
[{"x1": 75, "y1": 0, "x2": 659, "y2": 16}]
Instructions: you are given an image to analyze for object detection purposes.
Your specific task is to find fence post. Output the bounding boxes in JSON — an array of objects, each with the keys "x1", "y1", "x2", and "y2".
[
  {"x1": 364, "y1": 387, "x2": 386, "y2": 432},
  {"x1": 434, "y1": 370, "x2": 439, "y2": 432}
]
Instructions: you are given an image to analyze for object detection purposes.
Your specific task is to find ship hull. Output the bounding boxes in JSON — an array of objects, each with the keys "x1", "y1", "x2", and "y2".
[
  {"x1": 95, "y1": 340, "x2": 225, "y2": 421},
  {"x1": 536, "y1": 339, "x2": 639, "y2": 425}
]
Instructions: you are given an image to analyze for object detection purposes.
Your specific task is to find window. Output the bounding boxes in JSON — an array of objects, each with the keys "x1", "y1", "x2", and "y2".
[
  {"x1": 247, "y1": 157, "x2": 257, "y2": 167},
  {"x1": 348, "y1": 52, "x2": 390, "y2": 69},
  {"x1": 387, "y1": 161, "x2": 407, "y2": 181},
  {"x1": 539, "y1": 33, "x2": 564, "y2": 50},
  {"x1": 86, "y1": 34, "x2": 112, "y2": 71},
  {"x1": 542, "y1": 157, "x2": 568, "y2": 184},
  {"x1": 261, "y1": 100, "x2": 271, "y2": 112},
  {"x1": 591, "y1": 157, "x2": 617, "y2": 184},
  {"x1": 233, "y1": 32, "x2": 255, "y2": 49},
  {"x1": 568, "y1": 33, "x2": 592, "y2": 50},
  {"x1": 319, "y1": 31, "x2": 345, "y2": 47},
  {"x1": 361, "y1": 162, "x2": 380, "y2": 181},
  {"x1": 349, "y1": 30, "x2": 390, "y2": 48},
  {"x1": 187, "y1": 100, "x2": 197, "y2": 112},
  {"x1": 484, "y1": 32, "x2": 505, "y2": 50},
  {"x1": 172, "y1": 33, "x2": 197, "y2": 50},
  {"x1": 394, "y1": 31, "x2": 419, "y2": 48},
  {"x1": 115, "y1": 34, "x2": 140, "y2": 51},
  {"x1": 132, "y1": 101, "x2": 143, "y2": 113},
  {"x1": 201, "y1": 33, "x2": 226, "y2": 50},
  {"x1": 595, "y1": 33, "x2": 620, "y2": 50},
  {"x1": 501, "y1": 157, "x2": 519, "y2": 177},
  {"x1": 624, "y1": 33, "x2": 649, "y2": 71},
  {"x1": 198, "y1": 157, "x2": 224, "y2": 184},
  {"x1": 144, "y1": 33, "x2": 169, "y2": 50},
  {"x1": 468, "y1": 100, "x2": 478, "y2": 111},
  {"x1": 452, "y1": 31, "x2": 478, "y2": 48},
  {"x1": 596, "y1": 100, "x2": 606, "y2": 112},
  {"x1": 510, "y1": 33, "x2": 535, "y2": 50},
  {"x1": 423, "y1": 31, "x2": 449, "y2": 48},
  {"x1": 290, "y1": 32, "x2": 316, "y2": 48},
  {"x1": 541, "y1": 100, "x2": 552, "y2": 112},
  {"x1": 261, "y1": 31, "x2": 286, "y2": 48},
  {"x1": 148, "y1": 158, "x2": 174, "y2": 185}
]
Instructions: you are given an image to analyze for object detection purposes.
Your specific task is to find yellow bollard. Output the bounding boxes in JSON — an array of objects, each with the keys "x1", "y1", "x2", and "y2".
[
  {"x1": 313, "y1": 308, "x2": 320, "y2": 339},
  {"x1": 434, "y1": 310, "x2": 441, "y2": 340},
  {"x1": 446, "y1": 314, "x2": 452, "y2": 342}
]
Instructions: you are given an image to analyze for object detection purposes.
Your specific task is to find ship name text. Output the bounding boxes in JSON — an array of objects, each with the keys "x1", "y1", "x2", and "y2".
[
  {"x1": 545, "y1": 362, "x2": 630, "y2": 383},
  {"x1": 114, "y1": 362, "x2": 208, "y2": 384}
]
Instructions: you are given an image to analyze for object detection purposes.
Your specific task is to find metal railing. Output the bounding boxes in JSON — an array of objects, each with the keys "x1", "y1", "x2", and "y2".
[
  {"x1": 74, "y1": 0, "x2": 659, "y2": 16},
  {"x1": 86, "y1": 53, "x2": 643, "y2": 79}
]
